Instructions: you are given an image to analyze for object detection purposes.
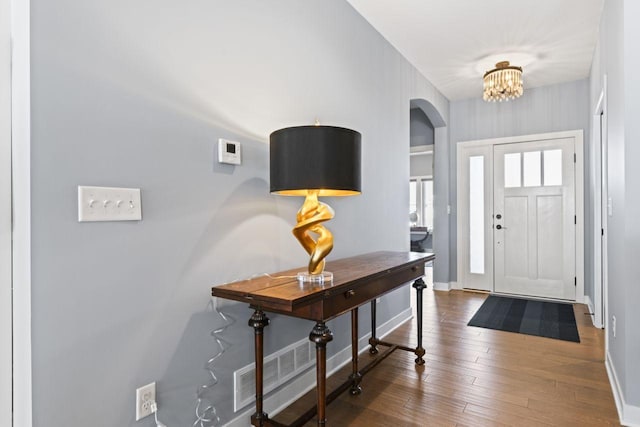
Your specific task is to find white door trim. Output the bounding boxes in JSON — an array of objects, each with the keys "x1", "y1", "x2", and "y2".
[
  {"x1": 12, "y1": 0, "x2": 32, "y2": 426},
  {"x1": 456, "y1": 144, "x2": 493, "y2": 291},
  {"x1": 593, "y1": 75, "x2": 609, "y2": 341},
  {"x1": 456, "y1": 130, "x2": 585, "y2": 302},
  {"x1": 593, "y1": 84, "x2": 607, "y2": 329},
  {"x1": 1, "y1": 0, "x2": 12, "y2": 424}
]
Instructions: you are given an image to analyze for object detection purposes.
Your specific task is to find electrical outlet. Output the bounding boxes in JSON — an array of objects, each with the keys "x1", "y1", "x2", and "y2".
[
  {"x1": 612, "y1": 315, "x2": 617, "y2": 338},
  {"x1": 135, "y1": 382, "x2": 156, "y2": 421}
]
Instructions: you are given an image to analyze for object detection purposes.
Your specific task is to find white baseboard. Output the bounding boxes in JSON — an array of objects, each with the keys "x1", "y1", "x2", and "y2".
[
  {"x1": 450, "y1": 281, "x2": 459, "y2": 290},
  {"x1": 433, "y1": 281, "x2": 451, "y2": 291},
  {"x1": 583, "y1": 295, "x2": 600, "y2": 328},
  {"x1": 584, "y1": 294, "x2": 593, "y2": 312},
  {"x1": 223, "y1": 307, "x2": 413, "y2": 427},
  {"x1": 606, "y1": 351, "x2": 640, "y2": 426}
]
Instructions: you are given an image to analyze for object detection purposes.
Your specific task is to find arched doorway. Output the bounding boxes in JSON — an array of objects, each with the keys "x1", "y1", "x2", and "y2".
[
  {"x1": 409, "y1": 98, "x2": 448, "y2": 290},
  {"x1": 409, "y1": 107, "x2": 434, "y2": 251}
]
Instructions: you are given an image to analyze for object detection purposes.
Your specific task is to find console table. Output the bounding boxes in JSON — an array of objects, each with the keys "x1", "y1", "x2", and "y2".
[{"x1": 211, "y1": 251, "x2": 434, "y2": 426}]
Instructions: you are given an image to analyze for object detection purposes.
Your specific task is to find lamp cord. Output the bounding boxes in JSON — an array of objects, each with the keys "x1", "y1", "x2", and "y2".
[
  {"x1": 193, "y1": 272, "x2": 295, "y2": 426},
  {"x1": 194, "y1": 300, "x2": 234, "y2": 427}
]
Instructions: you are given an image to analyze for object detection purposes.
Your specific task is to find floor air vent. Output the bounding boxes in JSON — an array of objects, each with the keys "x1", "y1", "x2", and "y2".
[{"x1": 234, "y1": 337, "x2": 316, "y2": 411}]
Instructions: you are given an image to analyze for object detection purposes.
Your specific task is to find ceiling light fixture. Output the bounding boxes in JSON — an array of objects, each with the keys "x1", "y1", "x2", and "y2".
[{"x1": 483, "y1": 61, "x2": 523, "y2": 102}]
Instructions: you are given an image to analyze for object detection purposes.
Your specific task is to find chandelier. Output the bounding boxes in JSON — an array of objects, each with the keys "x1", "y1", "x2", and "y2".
[{"x1": 483, "y1": 61, "x2": 523, "y2": 102}]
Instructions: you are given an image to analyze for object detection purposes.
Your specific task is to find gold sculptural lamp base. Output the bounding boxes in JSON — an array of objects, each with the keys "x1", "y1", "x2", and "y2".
[
  {"x1": 269, "y1": 125, "x2": 362, "y2": 287},
  {"x1": 293, "y1": 190, "x2": 335, "y2": 285}
]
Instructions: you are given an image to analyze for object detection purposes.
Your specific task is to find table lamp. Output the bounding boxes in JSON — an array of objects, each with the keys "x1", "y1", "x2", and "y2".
[{"x1": 270, "y1": 125, "x2": 361, "y2": 285}]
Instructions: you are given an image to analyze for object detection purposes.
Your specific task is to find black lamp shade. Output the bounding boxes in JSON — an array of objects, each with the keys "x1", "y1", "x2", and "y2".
[{"x1": 270, "y1": 125, "x2": 361, "y2": 196}]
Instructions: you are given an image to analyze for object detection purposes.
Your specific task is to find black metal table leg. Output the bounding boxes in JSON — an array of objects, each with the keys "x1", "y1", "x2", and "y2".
[
  {"x1": 249, "y1": 309, "x2": 270, "y2": 426},
  {"x1": 368, "y1": 299, "x2": 379, "y2": 354},
  {"x1": 412, "y1": 277, "x2": 427, "y2": 365},
  {"x1": 349, "y1": 308, "x2": 363, "y2": 395},
  {"x1": 309, "y1": 322, "x2": 333, "y2": 426}
]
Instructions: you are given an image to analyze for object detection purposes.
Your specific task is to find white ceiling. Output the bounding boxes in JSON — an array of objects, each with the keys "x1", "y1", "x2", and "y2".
[{"x1": 347, "y1": 0, "x2": 604, "y2": 101}]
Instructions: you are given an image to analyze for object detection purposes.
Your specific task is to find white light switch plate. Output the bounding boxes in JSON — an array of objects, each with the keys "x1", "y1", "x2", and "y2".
[{"x1": 78, "y1": 186, "x2": 142, "y2": 222}]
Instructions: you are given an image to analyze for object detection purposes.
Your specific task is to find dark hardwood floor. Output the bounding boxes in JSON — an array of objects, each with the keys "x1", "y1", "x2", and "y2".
[{"x1": 275, "y1": 276, "x2": 619, "y2": 426}]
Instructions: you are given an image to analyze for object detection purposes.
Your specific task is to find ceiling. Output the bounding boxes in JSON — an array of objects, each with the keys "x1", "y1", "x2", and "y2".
[{"x1": 347, "y1": 0, "x2": 605, "y2": 101}]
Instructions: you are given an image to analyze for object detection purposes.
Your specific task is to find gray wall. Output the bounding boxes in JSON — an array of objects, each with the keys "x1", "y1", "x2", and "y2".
[
  {"x1": 409, "y1": 107, "x2": 434, "y2": 177},
  {"x1": 410, "y1": 107, "x2": 434, "y2": 146},
  {"x1": 30, "y1": 1, "x2": 448, "y2": 426},
  {"x1": 623, "y1": 0, "x2": 640, "y2": 406},
  {"x1": 410, "y1": 153, "x2": 433, "y2": 177},
  {"x1": 591, "y1": 0, "x2": 640, "y2": 409},
  {"x1": 624, "y1": 0, "x2": 640, "y2": 408},
  {"x1": 0, "y1": 0, "x2": 11, "y2": 420},
  {"x1": 448, "y1": 79, "x2": 590, "y2": 288},
  {"x1": 432, "y1": 126, "x2": 450, "y2": 284}
]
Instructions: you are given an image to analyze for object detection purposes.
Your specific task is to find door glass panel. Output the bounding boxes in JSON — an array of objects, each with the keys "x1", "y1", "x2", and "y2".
[
  {"x1": 524, "y1": 151, "x2": 541, "y2": 187},
  {"x1": 544, "y1": 149, "x2": 563, "y2": 186},
  {"x1": 504, "y1": 153, "x2": 521, "y2": 188},
  {"x1": 469, "y1": 156, "x2": 484, "y2": 274}
]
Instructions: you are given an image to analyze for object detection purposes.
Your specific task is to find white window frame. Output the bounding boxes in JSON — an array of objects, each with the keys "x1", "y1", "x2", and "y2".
[
  {"x1": 11, "y1": 0, "x2": 33, "y2": 426},
  {"x1": 409, "y1": 175, "x2": 433, "y2": 229},
  {"x1": 410, "y1": 145, "x2": 434, "y2": 229},
  {"x1": 457, "y1": 146, "x2": 494, "y2": 291}
]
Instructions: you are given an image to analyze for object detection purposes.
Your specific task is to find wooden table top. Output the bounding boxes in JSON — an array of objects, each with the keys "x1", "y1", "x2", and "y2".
[{"x1": 211, "y1": 251, "x2": 434, "y2": 320}]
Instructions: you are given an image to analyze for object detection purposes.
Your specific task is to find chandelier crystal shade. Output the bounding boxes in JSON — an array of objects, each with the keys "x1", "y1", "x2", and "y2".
[{"x1": 482, "y1": 61, "x2": 523, "y2": 102}]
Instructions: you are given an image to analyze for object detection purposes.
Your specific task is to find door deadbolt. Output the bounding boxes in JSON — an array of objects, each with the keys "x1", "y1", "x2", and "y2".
[{"x1": 496, "y1": 214, "x2": 502, "y2": 219}]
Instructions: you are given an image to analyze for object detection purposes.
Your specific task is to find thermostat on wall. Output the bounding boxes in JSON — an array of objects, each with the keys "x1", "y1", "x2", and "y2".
[{"x1": 218, "y1": 138, "x2": 242, "y2": 165}]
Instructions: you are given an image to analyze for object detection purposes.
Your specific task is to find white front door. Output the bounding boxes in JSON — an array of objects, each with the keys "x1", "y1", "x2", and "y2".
[
  {"x1": 1, "y1": 0, "x2": 12, "y2": 421},
  {"x1": 493, "y1": 139, "x2": 576, "y2": 300}
]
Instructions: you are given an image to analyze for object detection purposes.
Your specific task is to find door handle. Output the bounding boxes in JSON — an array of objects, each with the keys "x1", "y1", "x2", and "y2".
[{"x1": 496, "y1": 224, "x2": 507, "y2": 230}]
